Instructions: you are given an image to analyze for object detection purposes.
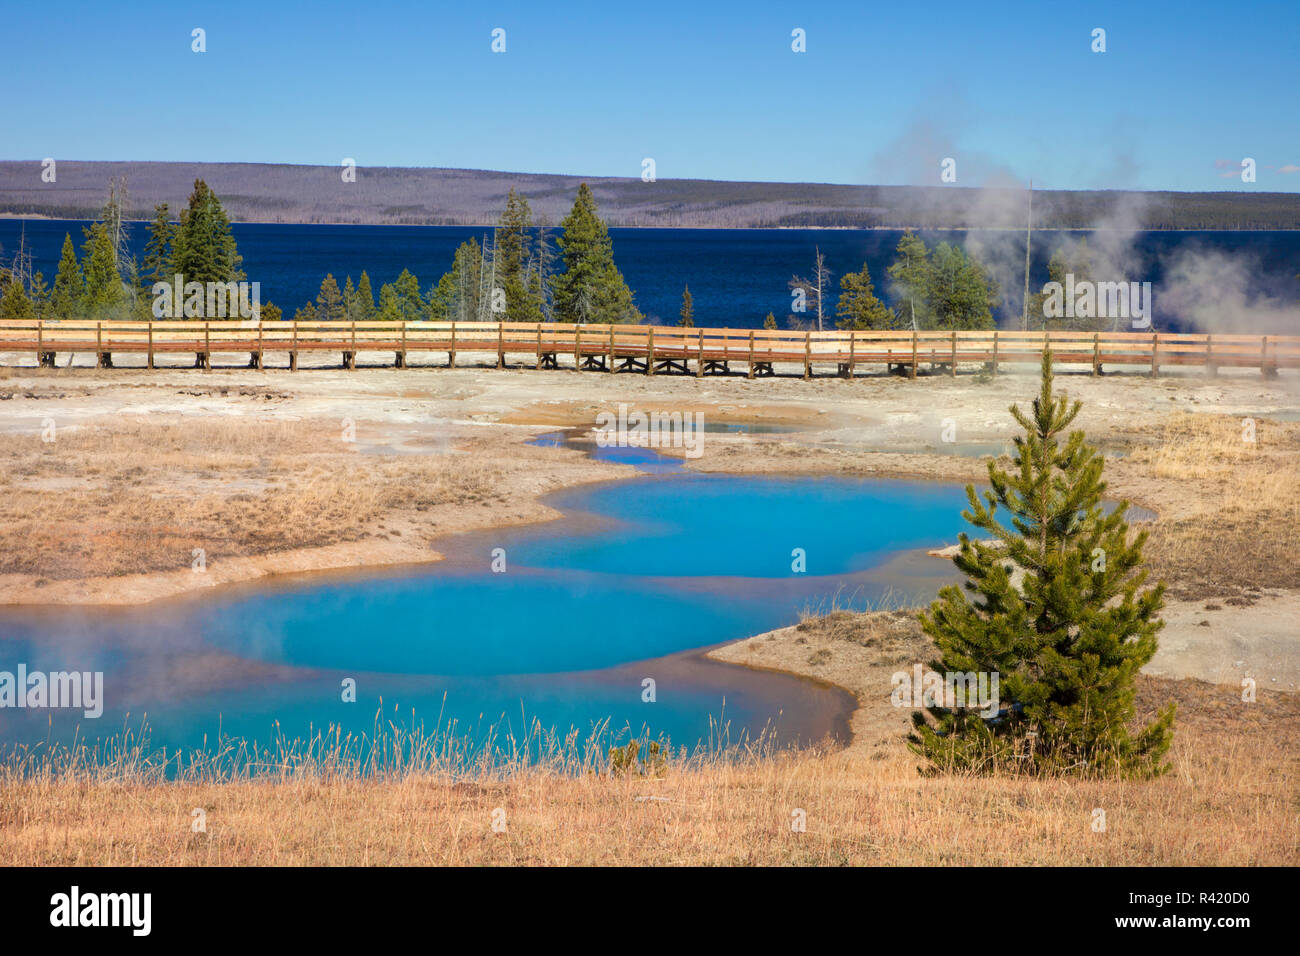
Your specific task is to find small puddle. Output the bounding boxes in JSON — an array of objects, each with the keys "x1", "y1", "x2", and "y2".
[{"x1": 529, "y1": 428, "x2": 684, "y2": 472}]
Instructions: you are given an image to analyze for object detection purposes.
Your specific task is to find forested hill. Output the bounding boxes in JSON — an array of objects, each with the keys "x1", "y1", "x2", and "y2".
[{"x1": 1, "y1": 160, "x2": 1297, "y2": 230}]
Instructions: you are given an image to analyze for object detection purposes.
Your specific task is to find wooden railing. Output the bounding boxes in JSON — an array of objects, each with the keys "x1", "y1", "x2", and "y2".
[{"x1": 1, "y1": 319, "x2": 1296, "y2": 378}]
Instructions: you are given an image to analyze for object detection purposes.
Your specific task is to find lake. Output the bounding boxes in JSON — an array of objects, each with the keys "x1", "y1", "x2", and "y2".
[{"x1": 3, "y1": 219, "x2": 1298, "y2": 330}]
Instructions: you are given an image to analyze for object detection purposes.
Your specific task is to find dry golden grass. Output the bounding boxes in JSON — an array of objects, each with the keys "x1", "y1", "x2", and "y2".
[
  {"x1": 1126, "y1": 413, "x2": 1300, "y2": 599},
  {"x1": 0, "y1": 419, "x2": 506, "y2": 579},
  {"x1": 1129, "y1": 413, "x2": 1300, "y2": 513},
  {"x1": 1, "y1": 677, "x2": 1293, "y2": 866}
]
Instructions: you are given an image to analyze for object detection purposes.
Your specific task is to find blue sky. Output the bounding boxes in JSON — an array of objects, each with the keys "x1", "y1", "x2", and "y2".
[{"x1": 4, "y1": 0, "x2": 1297, "y2": 191}]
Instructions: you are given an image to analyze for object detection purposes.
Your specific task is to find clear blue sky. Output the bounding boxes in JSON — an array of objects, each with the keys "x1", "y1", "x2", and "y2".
[{"x1": 5, "y1": 0, "x2": 1298, "y2": 191}]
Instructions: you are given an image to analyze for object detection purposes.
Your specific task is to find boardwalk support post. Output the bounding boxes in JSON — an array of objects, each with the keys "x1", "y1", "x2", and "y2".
[
  {"x1": 909, "y1": 331, "x2": 917, "y2": 379},
  {"x1": 1092, "y1": 333, "x2": 1101, "y2": 376},
  {"x1": 147, "y1": 322, "x2": 154, "y2": 369},
  {"x1": 450, "y1": 322, "x2": 457, "y2": 368},
  {"x1": 804, "y1": 331, "x2": 811, "y2": 380},
  {"x1": 96, "y1": 321, "x2": 112, "y2": 368},
  {"x1": 748, "y1": 330, "x2": 755, "y2": 379},
  {"x1": 1150, "y1": 334, "x2": 1159, "y2": 378},
  {"x1": 950, "y1": 330, "x2": 957, "y2": 376},
  {"x1": 647, "y1": 327, "x2": 655, "y2": 376},
  {"x1": 343, "y1": 321, "x2": 357, "y2": 370},
  {"x1": 991, "y1": 330, "x2": 999, "y2": 376},
  {"x1": 697, "y1": 329, "x2": 704, "y2": 379}
]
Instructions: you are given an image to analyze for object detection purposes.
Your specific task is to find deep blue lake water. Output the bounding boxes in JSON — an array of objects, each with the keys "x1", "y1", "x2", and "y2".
[{"x1": 3, "y1": 219, "x2": 1298, "y2": 330}]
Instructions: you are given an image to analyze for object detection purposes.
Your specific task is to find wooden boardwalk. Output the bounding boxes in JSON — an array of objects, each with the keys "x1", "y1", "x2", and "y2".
[{"x1": 2, "y1": 319, "x2": 1297, "y2": 378}]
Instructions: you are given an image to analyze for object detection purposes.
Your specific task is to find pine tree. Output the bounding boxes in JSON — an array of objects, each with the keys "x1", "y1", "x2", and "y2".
[
  {"x1": 425, "y1": 272, "x2": 453, "y2": 322},
  {"x1": 342, "y1": 276, "x2": 357, "y2": 321},
  {"x1": 393, "y1": 269, "x2": 422, "y2": 323},
  {"x1": 912, "y1": 351, "x2": 1175, "y2": 778},
  {"x1": 887, "y1": 230, "x2": 932, "y2": 329},
  {"x1": 763, "y1": 312, "x2": 778, "y2": 330},
  {"x1": 376, "y1": 282, "x2": 401, "y2": 321},
  {"x1": 124, "y1": 258, "x2": 151, "y2": 320},
  {"x1": 80, "y1": 223, "x2": 125, "y2": 319},
  {"x1": 143, "y1": 203, "x2": 175, "y2": 285},
  {"x1": 497, "y1": 189, "x2": 544, "y2": 324},
  {"x1": 172, "y1": 179, "x2": 244, "y2": 288},
  {"x1": 49, "y1": 233, "x2": 84, "y2": 320},
  {"x1": 835, "y1": 263, "x2": 897, "y2": 330},
  {"x1": 427, "y1": 239, "x2": 483, "y2": 322},
  {"x1": 316, "y1": 273, "x2": 345, "y2": 321},
  {"x1": 927, "y1": 242, "x2": 998, "y2": 330},
  {"x1": 0, "y1": 278, "x2": 34, "y2": 319},
  {"x1": 497, "y1": 189, "x2": 529, "y2": 277},
  {"x1": 550, "y1": 184, "x2": 641, "y2": 324},
  {"x1": 354, "y1": 272, "x2": 376, "y2": 320},
  {"x1": 527, "y1": 266, "x2": 547, "y2": 323},
  {"x1": 28, "y1": 271, "x2": 50, "y2": 318},
  {"x1": 679, "y1": 285, "x2": 694, "y2": 327},
  {"x1": 1031, "y1": 238, "x2": 1105, "y2": 332}
]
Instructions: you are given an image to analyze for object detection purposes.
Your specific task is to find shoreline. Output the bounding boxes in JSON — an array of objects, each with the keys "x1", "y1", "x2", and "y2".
[
  {"x1": 708, "y1": 591, "x2": 1300, "y2": 763},
  {"x1": 0, "y1": 454, "x2": 1005, "y2": 609},
  {"x1": 0, "y1": 466, "x2": 629, "y2": 609},
  {"x1": 8, "y1": 212, "x2": 1300, "y2": 232},
  {"x1": 0, "y1": 440, "x2": 1155, "y2": 610}
]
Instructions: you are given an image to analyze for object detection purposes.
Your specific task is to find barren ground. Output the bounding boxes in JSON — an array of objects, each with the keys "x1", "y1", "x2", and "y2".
[
  {"x1": 2, "y1": 355, "x2": 1296, "y2": 692},
  {"x1": 2, "y1": 356, "x2": 1297, "y2": 865}
]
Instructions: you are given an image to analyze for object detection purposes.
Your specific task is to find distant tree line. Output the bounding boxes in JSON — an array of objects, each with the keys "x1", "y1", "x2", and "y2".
[
  {"x1": 0, "y1": 177, "x2": 251, "y2": 323},
  {"x1": 292, "y1": 183, "x2": 643, "y2": 326},
  {"x1": 2, "y1": 178, "x2": 650, "y2": 330},
  {"x1": 780, "y1": 232, "x2": 1000, "y2": 332},
  {"x1": 0, "y1": 179, "x2": 145, "y2": 322}
]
